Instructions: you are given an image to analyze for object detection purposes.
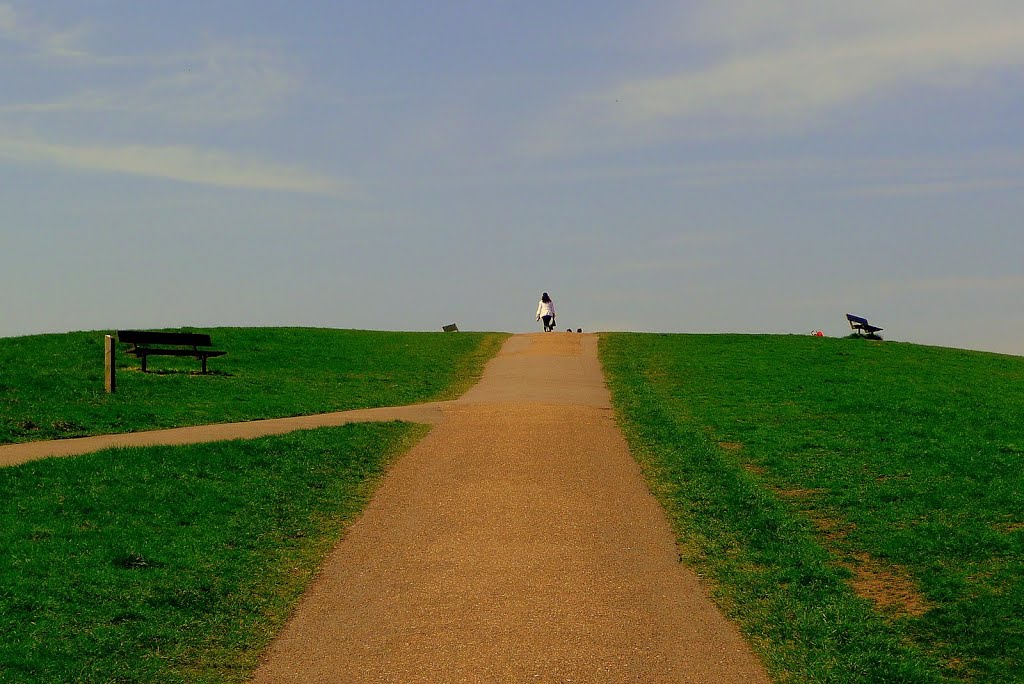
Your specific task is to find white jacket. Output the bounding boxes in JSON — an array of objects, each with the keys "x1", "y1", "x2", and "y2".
[{"x1": 536, "y1": 300, "x2": 556, "y2": 318}]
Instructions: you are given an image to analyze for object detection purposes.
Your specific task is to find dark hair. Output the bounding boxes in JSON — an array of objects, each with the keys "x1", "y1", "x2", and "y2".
[{"x1": 541, "y1": 292, "x2": 551, "y2": 303}]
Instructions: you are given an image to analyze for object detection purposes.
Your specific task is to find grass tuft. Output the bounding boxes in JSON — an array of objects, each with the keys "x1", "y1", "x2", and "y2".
[{"x1": 114, "y1": 552, "x2": 164, "y2": 570}]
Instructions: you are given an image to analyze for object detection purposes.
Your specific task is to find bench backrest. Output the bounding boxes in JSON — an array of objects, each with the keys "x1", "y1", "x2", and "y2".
[
  {"x1": 117, "y1": 330, "x2": 214, "y2": 347},
  {"x1": 846, "y1": 314, "x2": 869, "y2": 327}
]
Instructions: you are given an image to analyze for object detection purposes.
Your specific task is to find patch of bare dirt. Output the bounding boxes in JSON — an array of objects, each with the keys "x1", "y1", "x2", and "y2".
[
  {"x1": 796, "y1": 509, "x2": 928, "y2": 618},
  {"x1": 728, "y1": 449, "x2": 929, "y2": 620},
  {"x1": 811, "y1": 516, "x2": 856, "y2": 543},
  {"x1": 776, "y1": 487, "x2": 825, "y2": 500},
  {"x1": 742, "y1": 463, "x2": 767, "y2": 476},
  {"x1": 842, "y1": 552, "x2": 931, "y2": 618}
]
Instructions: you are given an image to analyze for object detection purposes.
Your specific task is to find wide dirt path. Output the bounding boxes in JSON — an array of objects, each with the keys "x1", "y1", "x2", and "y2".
[{"x1": 251, "y1": 333, "x2": 770, "y2": 683}]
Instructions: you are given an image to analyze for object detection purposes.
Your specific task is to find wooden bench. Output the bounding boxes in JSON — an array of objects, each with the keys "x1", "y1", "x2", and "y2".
[
  {"x1": 846, "y1": 314, "x2": 883, "y2": 337},
  {"x1": 117, "y1": 330, "x2": 226, "y2": 374}
]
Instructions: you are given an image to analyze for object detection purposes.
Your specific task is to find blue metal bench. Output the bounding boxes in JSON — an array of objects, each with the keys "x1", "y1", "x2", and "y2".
[{"x1": 846, "y1": 314, "x2": 883, "y2": 336}]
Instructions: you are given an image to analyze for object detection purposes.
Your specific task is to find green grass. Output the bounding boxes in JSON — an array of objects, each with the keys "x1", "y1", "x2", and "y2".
[
  {"x1": 601, "y1": 333, "x2": 1024, "y2": 684},
  {"x1": 0, "y1": 327, "x2": 508, "y2": 444},
  {"x1": 0, "y1": 423, "x2": 428, "y2": 683}
]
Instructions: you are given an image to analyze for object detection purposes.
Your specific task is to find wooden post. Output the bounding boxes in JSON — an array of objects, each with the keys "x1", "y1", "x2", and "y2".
[{"x1": 105, "y1": 335, "x2": 116, "y2": 394}]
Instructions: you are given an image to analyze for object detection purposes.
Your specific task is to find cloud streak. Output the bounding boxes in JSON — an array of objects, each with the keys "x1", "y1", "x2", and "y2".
[
  {"x1": 0, "y1": 134, "x2": 353, "y2": 195},
  {"x1": 0, "y1": 2, "x2": 91, "y2": 60},
  {"x1": 882, "y1": 274, "x2": 1024, "y2": 294},
  {"x1": 853, "y1": 177, "x2": 1024, "y2": 197},
  {"x1": 0, "y1": 43, "x2": 300, "y2": 124},
  {"x1": 0, "y1": 5, "x2": 323, "y2": 192},
  {"x1": 1, "y1": 3, "x2": 301, "y2": 125},
  {"x1": 615, "y1": 15, "x2": 1023, "y2": 126},
  {"x1": 527, "y1": 1, "x2": 1024, "y2": 153}
]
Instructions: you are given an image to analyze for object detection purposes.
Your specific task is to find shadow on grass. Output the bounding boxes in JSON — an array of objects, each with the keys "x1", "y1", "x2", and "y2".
[{"x1": 121, "y1": 368, "x2": 234, "y2": 377}]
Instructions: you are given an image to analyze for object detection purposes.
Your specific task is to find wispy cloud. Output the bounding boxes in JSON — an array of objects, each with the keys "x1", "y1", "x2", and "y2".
[
  {"x1": 0, "y1": 42, "x2": 300, "y2": 124},
  {"x1": 0, "y1": 134, "x2": 353, "y2": 195},
  {"x1": 659, "y1": 230, "x2": 736, "y2": 248},
  {"x1": 526, "y1": 1, "x2": 1024, "y2": 154},
  {"x1": 853, "y1": 177, "x2": 1024, "y2": 197},
  {"x1": 881, "y1": 274, "x2": 1024, "y2": 294},
  {"x1": 606, "y1": 257, "x2": 709, "y2": 275},
  {"x1": 0, "y1": 5, "x2": 325, "y2": 191},
  {"x1": 1, "y1": 1, "x2": 301, "y2": 126},
  {"x1": 0, "y1": 2, "x2": 91, "y2": 60},
  {"x1": 843, "y1": 150, "x2": 1024, "y2": 196},
  {"x1": 616, "y1": 12, "x2": 1023, "y2": 125},
  {"x1": 494, "y1": 152, "x2": 1024, "y2": 199}
]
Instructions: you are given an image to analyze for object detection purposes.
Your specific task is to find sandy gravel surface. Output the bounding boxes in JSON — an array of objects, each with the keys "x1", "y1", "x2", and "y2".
[{"x1": 251, "y1": 333, "x2": 771, "y2": 683}]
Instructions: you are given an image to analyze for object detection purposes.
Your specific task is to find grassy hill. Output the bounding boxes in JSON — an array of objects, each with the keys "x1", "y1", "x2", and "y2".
[
  {"x1": 0, "y1": 327, "x2": 508, "y2": 444},
  {"x1": 601, "y1": 333, "x2": 1024, "y2": 683},
  {"x1": 4, "y1": 329, "x2": 1021, "y2": 682}
]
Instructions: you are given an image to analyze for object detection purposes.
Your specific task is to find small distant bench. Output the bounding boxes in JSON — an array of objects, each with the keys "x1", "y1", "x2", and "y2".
[
  {"x1": 846, "y1": 314, "x2": 883, "y2": 336},
  {"x1": 117, "y1": 330, "x2": 226, "y2": 374}
]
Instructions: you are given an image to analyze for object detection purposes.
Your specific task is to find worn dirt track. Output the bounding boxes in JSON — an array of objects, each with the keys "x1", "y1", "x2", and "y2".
[
  {"x1": 251, "y1": 333, "x2": 771, "y2": 683},
  {"x1": 0, "y1": 404, "x2": 447, "y2": 469}
]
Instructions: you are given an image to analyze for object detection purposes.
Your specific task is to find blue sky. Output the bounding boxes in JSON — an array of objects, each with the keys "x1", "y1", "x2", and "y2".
[{"x1": 2, "y1": 1, "x2": 1023, "y2": 355}]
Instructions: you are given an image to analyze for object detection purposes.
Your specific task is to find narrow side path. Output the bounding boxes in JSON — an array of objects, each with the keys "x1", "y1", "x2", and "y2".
[
  {"x1": 251, "y1": 334, "x2": 771, "y2": 683},
  {"x1": 0, "y1": 403, "x2": 447, "y2": 468}
]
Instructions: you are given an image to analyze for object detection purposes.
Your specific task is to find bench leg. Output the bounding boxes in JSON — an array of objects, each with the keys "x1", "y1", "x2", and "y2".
[
  {"x1": 202, "y1": 356, "x2": 207, "y2": 374},
  {"x1": 141, "y1": 354, "x2": 148, "y2": 373}
]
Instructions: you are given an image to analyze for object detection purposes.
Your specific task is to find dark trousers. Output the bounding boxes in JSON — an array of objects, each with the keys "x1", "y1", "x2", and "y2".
[{"x1": 542, "y1": 315, "x2": 553, "y2": 331}]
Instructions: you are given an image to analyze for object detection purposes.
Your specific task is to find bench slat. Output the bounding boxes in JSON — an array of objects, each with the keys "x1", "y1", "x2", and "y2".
[
  {"x1": 118, "y1": 330, "x2": 214, "y2": 347},
  {"x1": 126, "y1": 349, "x2": 227, "y2": 358}
]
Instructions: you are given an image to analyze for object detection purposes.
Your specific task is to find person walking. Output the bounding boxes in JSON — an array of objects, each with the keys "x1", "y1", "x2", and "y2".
[{"x1": 536, "y1": 292, "x2": 556, "y2": 332}]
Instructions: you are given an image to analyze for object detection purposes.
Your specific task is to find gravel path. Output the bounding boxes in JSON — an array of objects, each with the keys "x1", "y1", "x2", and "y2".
[
  {"x1": 251, "y1": 333, "x2": 771, "y2": 683},
  {"x1": 0, "y1": 403, "x2": 446, "y2": 468}
]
